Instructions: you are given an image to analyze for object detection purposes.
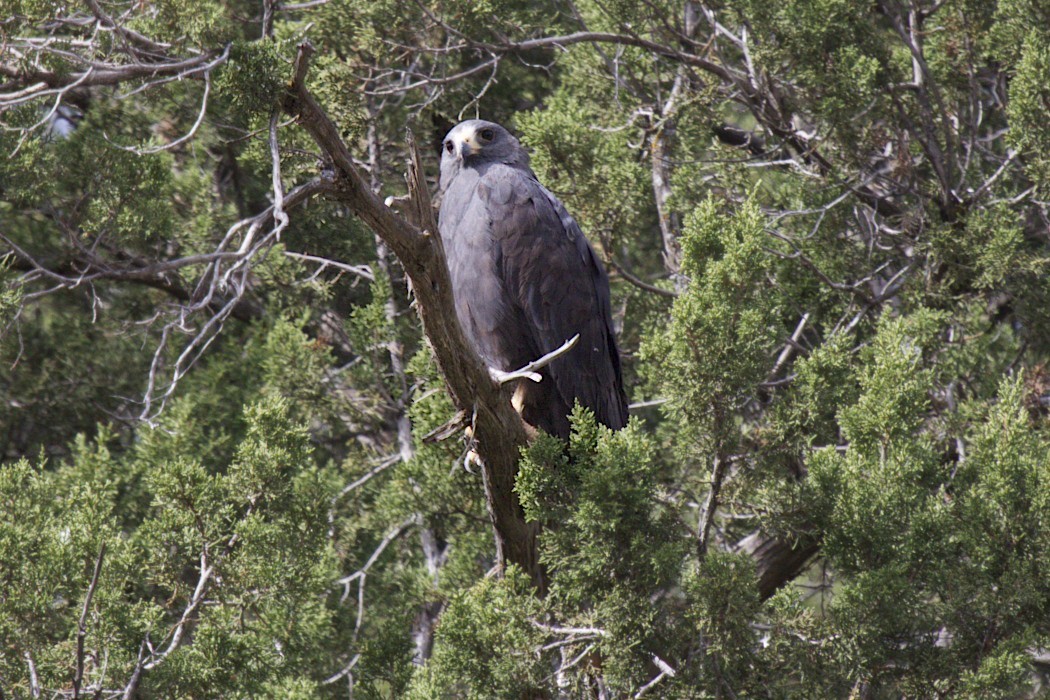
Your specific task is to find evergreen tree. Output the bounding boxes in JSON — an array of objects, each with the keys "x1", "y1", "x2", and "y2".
[{"x1": 2, "y1": 0, "x2": 1049, "y2": 696}]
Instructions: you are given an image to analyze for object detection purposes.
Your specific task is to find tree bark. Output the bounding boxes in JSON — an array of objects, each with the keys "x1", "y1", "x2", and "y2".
[
  {"x1": 282, "y1": 42, "x2": 542, "y2": 588},
  {"x1": 736, "y1": 531, "x2": 819, "y2": 601}
]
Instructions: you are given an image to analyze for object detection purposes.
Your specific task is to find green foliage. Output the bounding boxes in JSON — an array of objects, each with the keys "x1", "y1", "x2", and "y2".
[
  {"x1": 928, "y1": 205, "x2": 1034, "y2": 294},
  {"x1": 408, "y1": 568, "x2": 547, "y2": 699},
  {"x1": 991, "y1": 0, "x2": 1050, "y2": 64},
  {"x1": 5, "y1": 0, "x2": 1050, "y2": 696},
  {"x1": 2, "y1": 101, "x2": 178, "y2": 246},
  {"x1": 517, "y1": 95, "x2": 652, "y2": 247},
  {"x1": 643, "y1": 196, "x2": 782, "y2": 447},
  {"x1": 956, "y1": 642, "x2": 1034, "y2": 699},
  {"x1": 681, "y1": 553, "x2": 762, "y2": 688},
  {"x1": 738, "y1": 0, "x2": 894, "y2": 148},
  {"x1": 1007, "y1": 31, "x2": 1050, "y2": 188},
  {"x1": 215, "y1": 40, "x2": 289, "y2": 122},
  {"x1": 310, "y1": 57, "x2": 368, "y2": 142},
  {"x1": 126, "y1": 0, "x2": 242, "y2": 47},
  {"x1": 794, "y1": 364, "x2": 1050, "y2": 692},
  {"x1": 519, "y1": 408, "x2": 682, "y2": 607},
  {"x1": 515, "y1": 409, "x2": 687, "y2": 691},
  {"x1": 0, "y1": 258, "x2": 23, "y2": 327},
  {"x1": 0, "y1": 398, "x2": 341, "y2": 696},
  {"x1": 837, "y1": 310, "x2": 943, "y2": 450},
  {"x1": 770, "y1": 331, "x2": 857, "y2": 449}
]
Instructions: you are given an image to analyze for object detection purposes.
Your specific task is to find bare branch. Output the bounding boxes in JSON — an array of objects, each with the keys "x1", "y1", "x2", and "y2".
[
  {"x1": 81, "y1": 0, "x2": 173, "y2": 55},
  {"x1": 281, "y1": 0, "x2": 332, "y2": 9},
  {"x1": 333, "y1": 454, "x2": 401, "y2": 502},
  {"x1": 73, "y1": 543, "x2": 107, "y2": 700},
  {"x1": 489, "y1": 334, "x2": 579, "y2": 385},
  {"x1": 261, "y1": 0, "x2": 278, "y2": 39},
  {"x1": 609, "y1": 258, "x2": 678, "y2": 299},
  {"x1": 559, "y1": 643, "x2": 597, "y2": 674},
  {"x1": 533, "y1": 623, "x2": 608, "y2": 637},
  {"x1": 736, "y1": 532, "x2": 819, "y2": 600},
  {"x1": 106, "y1": 73, "x2": 212, "y2": 155},
  {"x1": 337, "y1": 517, "x2": 416, "y2": 601},
  {"x1": 144, "y1": 553, "x2": 214, "y2": 671},
  {"x1": 1, "y1": 48, "x2": 227, "y2": 100},
  {"x1": 767, "y1": 312, "x2": 811, "y2": 383},
  {"x1": 635, "y1": 655, "x2": 677, "y2": 698},
  {"x1": 284, "y1": 252, "x2": 375, "y2": 281},
  {"x1": 333, "y1": 517, "x2": 416, "y2": 659},
  {"x1": 467, "y1": 32, "x2": 730, "y2": 82},
  {"x1": 322, "y1": 653, "x2": 361, "y2": 686},
  {"x1": 697, "y1": 454, "x2": 728, "y2": 559},
  {"x1": 268, "y1": 109, "x2": 290, "y2": 239},
  {"x1": 24, "y1": 653, "x2": 40, "y2": 699}
]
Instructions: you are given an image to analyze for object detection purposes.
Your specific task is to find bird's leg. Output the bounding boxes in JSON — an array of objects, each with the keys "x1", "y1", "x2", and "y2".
[
  {"x1": 461, "y1": 405, "x2": 483, "y2": 472},
  {"x1": 511, "y1": 382, "x2": 539, "y2": 441},
  {"x1": 462, "y1": 440, "x2": 483, "y2": 473},
  {"x1": 487, "y1": 335, "x2": 580, "y2": 441},
  {"x1": 460, "y1": 380, "x2": 538, "y2": 473},
  {"x1": 511, "y1": 382, "x2": 528, "y2": 415},
  {"x1": 436, "y1": 338, "x2": 582, "y2": 470}
]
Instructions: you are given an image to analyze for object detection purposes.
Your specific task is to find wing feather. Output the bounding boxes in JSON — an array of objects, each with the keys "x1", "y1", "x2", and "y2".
[{"x1": 478, "y1": 165, "x2": 629, "y2": 436}]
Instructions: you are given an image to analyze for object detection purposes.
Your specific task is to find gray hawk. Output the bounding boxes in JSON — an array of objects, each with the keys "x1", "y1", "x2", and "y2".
[{"x1": 438, "y1": 119, "x2": 628, "y2": 440}]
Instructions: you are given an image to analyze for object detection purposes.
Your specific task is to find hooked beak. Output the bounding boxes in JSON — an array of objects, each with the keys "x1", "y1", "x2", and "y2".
[{"x1": 457, "y1": 132, "x2": 481, "y2": 159}]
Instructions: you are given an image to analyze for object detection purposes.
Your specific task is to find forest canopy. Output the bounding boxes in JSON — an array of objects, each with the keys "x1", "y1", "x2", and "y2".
[{"x1": 2, "y1": 0, "x2": 1050, "y2": 697}]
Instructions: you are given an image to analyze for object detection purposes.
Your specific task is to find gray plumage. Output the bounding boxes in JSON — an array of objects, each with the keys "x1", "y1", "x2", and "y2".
[{"x1": 438, "y1": 119, "x2": 629, "y2": 439}]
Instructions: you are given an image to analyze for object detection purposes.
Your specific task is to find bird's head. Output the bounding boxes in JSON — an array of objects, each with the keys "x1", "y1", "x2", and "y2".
[{"x1": 439, "y1": 120, "x2": 529, "y2": 188}]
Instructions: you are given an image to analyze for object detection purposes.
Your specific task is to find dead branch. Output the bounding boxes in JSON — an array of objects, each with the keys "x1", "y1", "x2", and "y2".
[
  {"x1": 25, "y1": 653, "x2": 40, "y2": 699},
  {"x1": 635, "y1": 655, "x2": 677, "y2": 698},
  {"x1": 697, "y1": 454, "x2": 728, "y2": 559},
  {"x1": 73, "y1": 543, "x2": 106, "y2": 700},
  {"x1": 490, "y1": 334, "x2": 579, "y2": 385},
  {"x1": 735, "y1": 529, "x2": 820, "y2": 601},
  {"x1": 0, "y1": 49, "x2": 226, "y2": 102},
  {"x1": 284, "y1": 252, "x2": 375, "y2": 281}
]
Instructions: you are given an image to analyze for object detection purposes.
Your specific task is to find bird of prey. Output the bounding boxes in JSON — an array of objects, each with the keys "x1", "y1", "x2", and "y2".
[{"x1": 438, "y1": 119, "x2": 629, "y2": 440}]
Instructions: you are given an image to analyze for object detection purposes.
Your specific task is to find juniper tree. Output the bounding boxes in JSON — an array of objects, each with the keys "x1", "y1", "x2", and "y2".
[{"x1": 2, "y1": 0, "x2": 1050, "y2": 697}]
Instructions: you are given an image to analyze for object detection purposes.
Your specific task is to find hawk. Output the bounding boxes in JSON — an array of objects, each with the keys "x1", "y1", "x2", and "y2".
[{"x1": 438, "y1": 119, "x2": 628, "y2": 440}]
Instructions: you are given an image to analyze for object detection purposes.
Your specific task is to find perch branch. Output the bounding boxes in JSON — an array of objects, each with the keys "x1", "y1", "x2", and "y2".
[{"x1": 282, "y1": 41, "x2": 543, "y2": 588}]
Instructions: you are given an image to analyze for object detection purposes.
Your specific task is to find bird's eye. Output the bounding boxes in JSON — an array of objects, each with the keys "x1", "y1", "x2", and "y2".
[
  {"x1": 444, "y1": 141, "x2": 454, "y2": 154},
  {"x1": 479, "y1": 128, "x2": 495, "y2": 141}
]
